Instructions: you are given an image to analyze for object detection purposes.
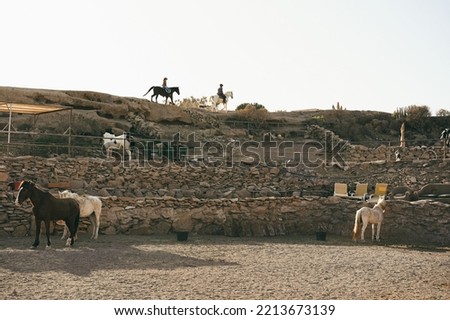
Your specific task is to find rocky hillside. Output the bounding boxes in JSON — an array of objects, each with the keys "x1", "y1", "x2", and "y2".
[
  {"x1": 1, "y1": 86, "x2": 448, "y2": 147},
  {"x1": 0, "y1": 86, "x2": 222, "y2": 139}
]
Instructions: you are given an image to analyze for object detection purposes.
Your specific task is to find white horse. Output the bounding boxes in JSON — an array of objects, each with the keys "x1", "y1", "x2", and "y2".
[
  {"x1": 58, "y1": 190, "x2": 102, "y2": 240},
  {"x1": 210, "y1": 91, "x2": 233, "y2": 112},
  {"x1": 352, "y1": 196, "x2": 387, "y2": 242},
  {"x1": 103, "y1": 132, "x2": 132, "y2": 161}
]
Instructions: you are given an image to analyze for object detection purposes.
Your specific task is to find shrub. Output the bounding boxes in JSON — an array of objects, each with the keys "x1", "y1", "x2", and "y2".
[
  {"x1": 177, "y1": 96, "x2": 209, "y2": 108},
  {"x1": 236, "y1": 102, "x2": 266, "y2": 111},
  {"x1": 436, "y1": 108, "x2": 450, "y2": 117},
  {"x1": 392, "y1": 105, "x2": 431, "y2": 131},
  {"x1": 393, "y1": 105, "x2": 431, "y2": 121},
  {"x1": 234, "y1": 104, "x2": 268, "y2": 128}
]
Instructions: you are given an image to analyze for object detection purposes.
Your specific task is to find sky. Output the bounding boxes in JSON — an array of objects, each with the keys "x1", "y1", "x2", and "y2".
[{"x1": 1, "y1": 0, "x2": 449, "y2": 114}]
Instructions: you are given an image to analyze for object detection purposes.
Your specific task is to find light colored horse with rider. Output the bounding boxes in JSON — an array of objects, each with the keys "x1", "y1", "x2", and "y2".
[
  {"x1": 210, "y1": 91, "x2": 233, "y2": 112},
  {"x1": 440, "y1": 128, "x2": 450, "y2": 147},
  {"x1": 352, "y1": 196, "x2": 387, "y2": 242},
  {"x1": 58, "y1": 190, "x2": 103, "y2": 240}
]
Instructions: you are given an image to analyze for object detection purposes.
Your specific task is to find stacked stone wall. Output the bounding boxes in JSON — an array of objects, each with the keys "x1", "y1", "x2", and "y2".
[
  {"x1": 0, "y1": 156, "x2": 449, "y2": 245},
  {"x1": 1, "y1": 193, "x2": 448, "y2": 245}
]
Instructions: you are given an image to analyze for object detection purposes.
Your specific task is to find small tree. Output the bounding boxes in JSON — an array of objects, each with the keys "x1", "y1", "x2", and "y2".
[
  {"x1": 436, "y1": 108, "x2": 450, "y2": 117},
  {"x1": 393, "y1": 105, "x2": 431, "y2": 121},
  {"x1": 392, "y1": 105, "x2": 431, "y2": 131},
  {"x1": 407, "y1": 105, "x2": 431, "y2": 120}
]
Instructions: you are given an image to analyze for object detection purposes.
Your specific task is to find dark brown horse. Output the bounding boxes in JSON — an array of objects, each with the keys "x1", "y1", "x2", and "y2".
[
  {"x1": 143, "y1": 86, "x2": 180, "y2": 104},
  {"x1": 15, "y1": 181, "x2": 80, "y2": 248}
]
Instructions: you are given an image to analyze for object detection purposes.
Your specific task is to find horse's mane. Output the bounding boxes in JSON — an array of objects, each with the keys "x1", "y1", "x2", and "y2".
[
  {"x1": 59, "y1": 190, "x2": 93, "y2": 206},
  {"x1": 374, "y1": 198, "x2": 387, "y2": 211},
  {"x1": 35, "y1": 183, "x2": 57, "y2": 198},
  {"x1": 20, "y1": 181, "x2": 58, "y2": 202}
]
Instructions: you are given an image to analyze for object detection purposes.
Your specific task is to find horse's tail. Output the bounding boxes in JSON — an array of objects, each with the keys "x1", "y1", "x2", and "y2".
[
  {"x1": 74, "y1": 210, "x2": 80, "y2": 235},
  {"x1": 73, "y1": 201, "x2": 80, "y2": 238},
  {"x1": 353, "y1": 209, "x2": 362, "y2": 241},
  {"x1": 143, "y1": 86, "x2": 155, "y2": 97}
]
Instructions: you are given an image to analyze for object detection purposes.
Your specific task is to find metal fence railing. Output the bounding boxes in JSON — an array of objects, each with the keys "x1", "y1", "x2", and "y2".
[
  {"x1": 0, "y1": 131, "x2": 102, "y2": 158},
  {"x1": 1, "y1": 131, "x2": 448, "y2": 165}
]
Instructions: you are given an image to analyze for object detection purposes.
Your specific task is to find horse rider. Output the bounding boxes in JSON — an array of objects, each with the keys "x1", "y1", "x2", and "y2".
[
  {"x1": 217, "y1": 84, "x2": 226, "y2": 103},
  {"x1": 162, "y1": 77, "x2": 170, "y2": 93},
  {"x1": 440, "y1": 128, "x2": 450, "y2": 147}
]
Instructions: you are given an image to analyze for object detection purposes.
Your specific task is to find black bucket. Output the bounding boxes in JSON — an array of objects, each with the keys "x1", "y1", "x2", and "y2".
[
  {"x1": 176, "y1": 232, "x2": 189, "y2": 241},
  {"x1": 315, "y1": 231, "x2": 327, "y2": 241}
]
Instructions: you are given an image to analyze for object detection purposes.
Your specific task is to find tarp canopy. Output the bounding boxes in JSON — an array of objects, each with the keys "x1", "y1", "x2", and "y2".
[
  {"x1": 0, "y1": 101, "x2": 71, "y2": 115},
  {"x1": 0, "y1": 101, "x2": 72, "y2": 148}
]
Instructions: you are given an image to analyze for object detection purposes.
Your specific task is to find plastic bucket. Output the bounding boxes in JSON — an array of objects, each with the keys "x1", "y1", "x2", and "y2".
[
  {"x1": 176, "y1": 232, "x2": 189, "y2": 241},
  {"x1": 315, "y1": 231, "x2": 327, "y2": 241}
]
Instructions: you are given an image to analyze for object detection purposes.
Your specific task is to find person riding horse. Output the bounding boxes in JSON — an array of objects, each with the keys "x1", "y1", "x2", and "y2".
[
  {"x1": 217, "y1": 84, "x2": 226, "y2": 103},
  {"x1": 440, "y1": 128, "x2": 450, "y2": 147},
  {"x1": 162, "y1": 77, "x2": 170, "y2": 93}
]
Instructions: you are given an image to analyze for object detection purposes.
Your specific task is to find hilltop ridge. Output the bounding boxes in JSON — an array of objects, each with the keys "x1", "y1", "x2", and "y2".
[{"x1": 0, "y1": 86, "x2": 447, "y2": 147}]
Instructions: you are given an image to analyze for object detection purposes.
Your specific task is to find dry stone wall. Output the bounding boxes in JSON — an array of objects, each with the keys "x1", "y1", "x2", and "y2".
[
  {"x1": 98, "y1": 196, "x2": 450, "y2": 245},
  {"x1": 306, "y1": 124, "x2": 449, "y2": 163},
  {"x1": 0, "y1": 156, "x2": 449, "y2": 245}
]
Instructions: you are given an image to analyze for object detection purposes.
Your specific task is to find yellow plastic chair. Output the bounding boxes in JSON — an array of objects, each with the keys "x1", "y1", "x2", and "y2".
[
  {"x1": 333, "y1": 183, "x2": 348, "y2": 198},
  {"x1": 368, "y1": 183, "x2": 388, "y2": 202},
  {"x1": 349, "y1": 183, "x2": 368, "y2": 200}
]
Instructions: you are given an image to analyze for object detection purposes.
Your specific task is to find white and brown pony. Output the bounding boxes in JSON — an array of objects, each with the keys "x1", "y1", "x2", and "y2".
[
  {"x1": 352, "y1": 196, "x2": 387, "y2": 242},
  {"x1": 58, "y1": 190, "x2": 102, "y2": 240}
]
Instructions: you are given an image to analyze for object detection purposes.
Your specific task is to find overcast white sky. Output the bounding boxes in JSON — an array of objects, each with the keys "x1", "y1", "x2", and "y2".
[{"x1": 1, "y1": 0, "x2": 449, "y2": 114}]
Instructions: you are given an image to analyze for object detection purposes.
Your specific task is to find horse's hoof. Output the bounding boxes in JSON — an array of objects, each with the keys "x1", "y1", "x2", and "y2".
[
  {"x1": 45, "y1": 245, "x2": 51, "y2": 249},
  {"x1": 30, "y1": 246, "x2": 38, "y2": 249}
]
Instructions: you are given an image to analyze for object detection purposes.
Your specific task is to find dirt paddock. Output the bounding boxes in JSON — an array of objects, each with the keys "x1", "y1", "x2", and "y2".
[{"x1": 0, "y1": 233, "x2": 448, "y2": 300}]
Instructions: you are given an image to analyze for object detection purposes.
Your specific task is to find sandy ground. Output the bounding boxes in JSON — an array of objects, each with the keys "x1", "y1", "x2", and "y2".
[{"x1": 0, "y1": 233, "x2": 448, "y2": 300}]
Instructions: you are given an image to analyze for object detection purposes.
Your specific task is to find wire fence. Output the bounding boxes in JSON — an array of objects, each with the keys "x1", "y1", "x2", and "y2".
[
  {"x1": 0, "y1": 130, "x2": 448, "y2": 165},
  {"x1": 0, "y1": 131, "x2": 102, "y2": 158}
]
